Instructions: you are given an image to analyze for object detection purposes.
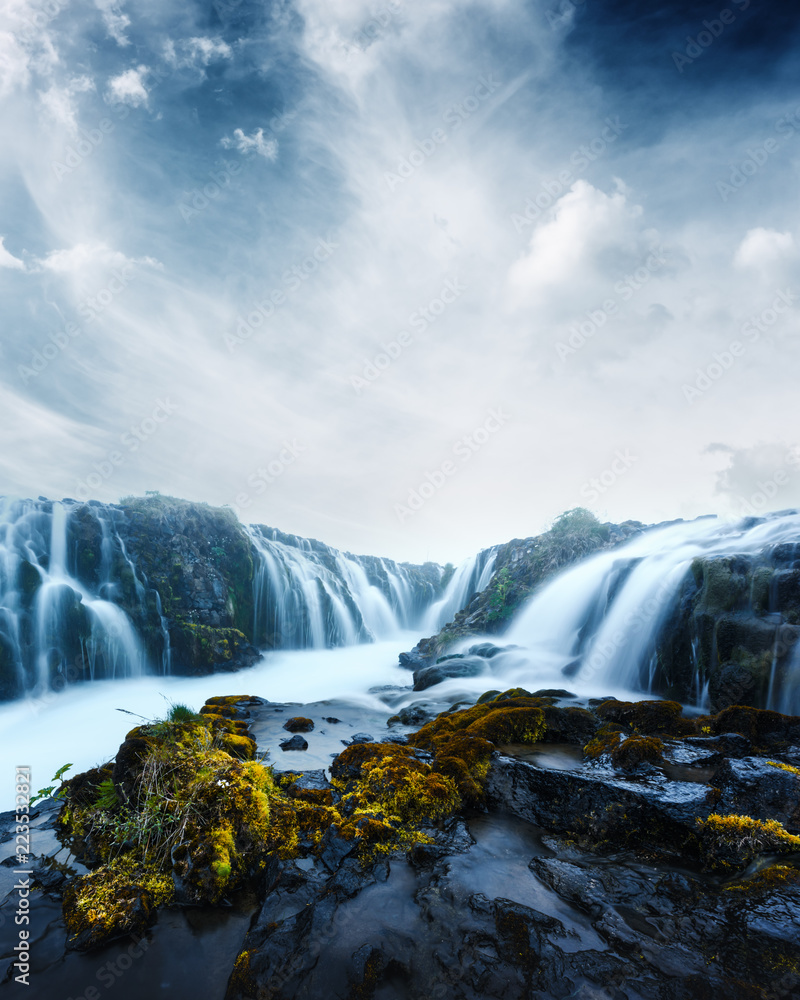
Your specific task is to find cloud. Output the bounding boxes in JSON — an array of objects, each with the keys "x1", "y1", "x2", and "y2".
[
  {"x1": 165, "y1": 36, "x2": 233, "y2": 68},
  {"x1": 0, "y1": 236, "x2": 24, "y2": 270},
  {"x1": 38, "y1": 75, "x2": 95, "y2": 132},
  {"x1": 734, "y1": 227, "x2": 796, "y2": 271},
  {"x1": 709, "y1": 442, "x2": 800, "y2": 516},
  {"x1": 93, "y1": 0, "x2": 131, "y2": 47},
  {"x1": 506, "y1": 180, "x2": 653, "y2": 312},
  {"x1": 105, "y1": 65, "x2": 149, "y2": 107},
  {"x1": 220, "y1": 127, "x2": 278, "y2": 160},
  {"x1": 0, "y1": 29, "x2": 29, "y2": 96},
  {"x1": 38, "y1": 243, "x2": 161, "y2": 274}
]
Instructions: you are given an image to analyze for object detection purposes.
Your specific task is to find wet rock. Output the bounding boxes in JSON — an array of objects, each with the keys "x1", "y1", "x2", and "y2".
[
  {"x1": 280, "y1": 769, "x2": 331, "y2": 792},
  {"x1": 467, "y1": 642, "x2": 512, "y2": 658},
  {"x1": 279, "y1": 734, "x2": 308, "y2": 751},
  {"x1": 709, "y1": 661, "x2": 758, "y2": 711},
  {"x1": 398, "y1": 649, "x2": 428, "y2": 670},
  {"x1": 283, "y1": 716, "x2": 314, "y2": 733},
  {"x1": 396, "y1": 704, "x2": 437, "y2": 726},
  {"x1": 412, "y1": 657, "x2": 486, "y2": 691},
  {"x1": 485, "y1": 753, "x2": 716, "y2": 850},
  {"x1": 345, "y1": 732, "x2": 374, "y2": 745},
  {"x1": 714, "y1": 756, "x2": 800, "y2": 828}
]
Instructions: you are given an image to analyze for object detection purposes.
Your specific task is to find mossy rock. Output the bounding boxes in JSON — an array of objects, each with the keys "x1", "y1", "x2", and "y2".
[
  {"x1": 696, "y1": 813, "x2": 800, "y2": 872},
  {"x1": 710, "y1": 705, "x2": 800, "y2": 744},
  {"x1": 595, "y1": 699, "x2": 696, "y2": 737},
  {"x1": 63, "y1": 862, "x2": 168, "y2": 951}
]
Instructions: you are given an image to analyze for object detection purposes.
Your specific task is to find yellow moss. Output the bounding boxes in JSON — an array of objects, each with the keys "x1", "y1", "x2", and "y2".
[
  {"x1": 466, "y1": 707, "x2": 546, "y2": 745},
  {"x1": 724, "y1": 865, "x2": 800, "y2": 895},
  {"x1": 584, "y1": 729, "x2": 623, "y2": 759},
  {"x1": 204, "y1": 695, "x2": 255, "y2": 706},
  {"x1": 595, "y1": 699, "x2": 696, "y2": 736},
  {"x1": 697, "y1": 813, "x2": 800, "y2": 872},
  {"x1": 768, "y1": 760, "x2": 800, "y2": 776}
]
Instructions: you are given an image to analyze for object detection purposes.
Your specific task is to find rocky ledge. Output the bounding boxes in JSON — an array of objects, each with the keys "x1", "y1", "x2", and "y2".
[{"x1": 3, "y1": 693, "x2": 800, "y2": 999}]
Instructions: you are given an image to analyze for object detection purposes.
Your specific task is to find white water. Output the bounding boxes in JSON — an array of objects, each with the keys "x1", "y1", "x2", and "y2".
[
  {"x1": 0, "y1": 499, "x2": 148, "y2": 695},
  {"x1": 445, "y1": 512, "x2": 800, "y2": 705},
  {"x1": 422, "y1": 547, "x2": 498, "y2": 634},
  {"x1": 0, "y1": 636, "x2": 418, "y2": 811},
  {"x1": 4, "y1": 508, "x2": 800, "y2": 812},
  {"x1": 248, "y1": 526, "x2": 429, "y2": 649}
]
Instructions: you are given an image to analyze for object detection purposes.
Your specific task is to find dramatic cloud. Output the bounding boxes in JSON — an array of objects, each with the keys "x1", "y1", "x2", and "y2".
[{"x1": 0, "y1": 0, "x2": 799, "y2": 562}]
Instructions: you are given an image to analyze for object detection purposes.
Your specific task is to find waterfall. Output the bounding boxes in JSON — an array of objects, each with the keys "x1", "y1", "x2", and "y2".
[
  {"x1": 247, "y1": 525, "x2": 429, "y2": 650},
  {"x1": 422, "y1": 547, "x2": 498, "y2": 634},
  {"x1": 481, "y1": 512, "x2": 800, "y2": 709},
  {"x1": 0, "y1": 498, "x2": 147, "y2": 698}
]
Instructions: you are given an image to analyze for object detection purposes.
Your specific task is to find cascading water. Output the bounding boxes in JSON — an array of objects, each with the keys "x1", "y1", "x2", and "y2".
[
  {"x1": 435, "y1": 512, "x2": 800, "y2": 713},
  {"x1": 247, "y1": 525, "x2": 432, "y2": 649},
  {"x1": 422, "y1": 547, "x2": 498, "y2": 634},
  {"x1": 0, "y1": 498, "x2": 147, "y2": 699}
]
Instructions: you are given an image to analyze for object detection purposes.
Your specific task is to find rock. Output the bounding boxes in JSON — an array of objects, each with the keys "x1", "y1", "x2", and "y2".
[
  {"x1": 714, "y1": 757, "x2": 800, "y2": 828},
  {"x1": 398, "y1": 650, "x2": 428, "y2": 670},
  {"x1": 345, "y1": 732, "x2": 373, "y2": 745},
  {"x1": 467, "y1": 642, "x2": 516, "y2": 658},
  {"x1": 412, "y1": 657, "x2": 486, "y2": 691},
  {"x1": 283, "y1": 716, "x2": 314, "y2": 733},
  {"x1": 280, "y1": 735, "x2": 309, "y2": 751},
  {"x1": 280, "y1": 769, "x2": 331, "y2": 792},
  {"x1": 709, "y1": 661, "x2": 758, "y2": 712},
  {"x1": 397, "y1": 704, "x2": 437, "y2": 726},
  {"x1": 485, "y1": 753, "x2": 716, "y2": 849}
]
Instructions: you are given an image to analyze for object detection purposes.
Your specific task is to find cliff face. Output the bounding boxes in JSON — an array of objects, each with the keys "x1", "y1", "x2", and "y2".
[
  {"x1": 0, "y1": 495, "x2": 444, "y2": 699},
  {"x1": 411, "y1": 512, "x2": 646, "y2": 662},
  {"x1": 654, "y1": 544, "x2": 800, "y2": 711}
]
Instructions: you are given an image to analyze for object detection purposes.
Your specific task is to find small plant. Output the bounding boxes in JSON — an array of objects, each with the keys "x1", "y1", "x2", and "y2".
[
  {"x1": 30, "y1": 763, "x2": 73, "y2": 806},
  {"x1": 168, "y1": 702, "x2": 203, "y2": 723},
  {"x1": 487, "y1": 567, "x2": 514, "y2": 622}
]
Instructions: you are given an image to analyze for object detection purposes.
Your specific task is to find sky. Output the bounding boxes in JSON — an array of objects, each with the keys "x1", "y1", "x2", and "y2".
[{"x1": 1, "y1": 0, "x2": 799, "y2": 565}]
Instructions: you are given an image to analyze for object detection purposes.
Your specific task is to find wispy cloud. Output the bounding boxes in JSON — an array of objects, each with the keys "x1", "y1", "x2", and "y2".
[{"x1": 220, "y1": 127, "x2": 278, "y2": 160}]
